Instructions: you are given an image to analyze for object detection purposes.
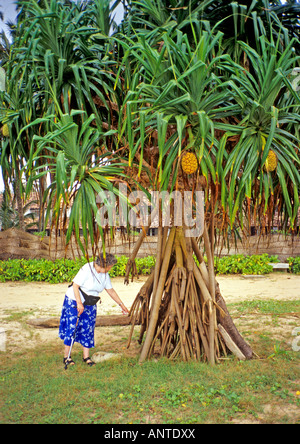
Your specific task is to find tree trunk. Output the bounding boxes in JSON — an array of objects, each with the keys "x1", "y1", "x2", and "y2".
[
  {"x1": 139, "y1": 227, "x2": 176, "y2": 363},
  {"x1": 215, "y1": 284, "x2": 253, "y2": 359},
  {"x1": 27, "y1": 314, "x2": 137, "y2": 328},
  {"x1": 15, "y1": 170, "x2": 25, "y2": 231},
  {"x1": 127, "y1": 225, "x2": 253, "y2": 364}
]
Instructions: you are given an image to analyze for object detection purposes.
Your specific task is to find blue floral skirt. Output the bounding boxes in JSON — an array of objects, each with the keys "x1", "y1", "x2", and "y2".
[{"x1": 59, "y1": 296, "x2": 97, "y2": 349}]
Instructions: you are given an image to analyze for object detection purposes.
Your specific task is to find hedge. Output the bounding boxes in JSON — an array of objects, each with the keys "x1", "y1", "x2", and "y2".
[
  {"x1": 0, "y1": 254, "x2": 298, "y2": 284},
  {"x1": 0, "y1": 256, "x2": 155, "y2": 284}
]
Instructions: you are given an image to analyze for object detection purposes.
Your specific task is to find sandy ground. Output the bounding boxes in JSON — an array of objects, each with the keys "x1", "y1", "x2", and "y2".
[
  {"x1": 1, "y1": 273, "x2": 299, "y2": 425},
  {"x1": 1, "y1": 273, "x2": 299, "y2": 313},
  {"x1": 0, "y1": 273, "x2": 299, "y2": 355}
]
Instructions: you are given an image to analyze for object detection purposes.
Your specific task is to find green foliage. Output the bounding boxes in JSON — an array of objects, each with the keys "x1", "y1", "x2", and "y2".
[
  {"x1": 0, "y1": 257, "x2": 87, "y2": 284},
  {"x1": 0, "y1": 255, "x2": 156, "y2": 283},
  {"x1": 107, "y1": 255, "x2": 128, "y2": 277},
  {"x1": 0, "y1": 254, "x2": 297, "y2": 283},
  {"x1": 1, "y1": 0, "x2": 300, "y2": 254},
  {"x1": 135, "y1": 256, "x2": 156, "y2": 275},
  {"x1": 287, "y1": 256, "x2": 300, "y2": 275},
  {"x1": 229, "y1": 299, "x2": 300, "y2": 315},
  {"x1": 214, "y1": 254, "x2": 279, "y2": 275}
]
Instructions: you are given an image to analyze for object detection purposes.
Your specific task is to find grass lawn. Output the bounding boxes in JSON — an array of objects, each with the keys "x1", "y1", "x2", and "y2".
[{"x1": 0, "y1": 300, "x2": 299, "y2": 424}]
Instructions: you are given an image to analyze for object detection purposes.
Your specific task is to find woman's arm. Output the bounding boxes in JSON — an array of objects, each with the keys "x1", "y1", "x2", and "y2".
[
  {"x1": 73, "y1": 283, "x2": 85, "y2": 315},
  {"x1": 105, "y1": 288, "x2": 129, "y2": 315}
]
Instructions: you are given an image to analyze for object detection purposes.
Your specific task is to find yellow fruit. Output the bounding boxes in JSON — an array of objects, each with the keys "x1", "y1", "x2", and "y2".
[
  {"x1": 1, "y1": 123, "x2": 9, "y2": 137},
  {"x1": 264, "y1": 150, "x2": 277, "y2": 172},
  {"x1": 261, "y1": 136, "x2": 277, "y2": 173},
  {"x1": 181, "y1": 152, "x2": 198, "y2": 174}
]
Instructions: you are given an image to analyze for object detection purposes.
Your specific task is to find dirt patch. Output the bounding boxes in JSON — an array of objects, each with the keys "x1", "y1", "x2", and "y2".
[
  {"x1": 0, "y1": 277, "x2": 147, "y2": 356},
  {"x1": 1, "y1": 273, "x2": 299, "y2": 424},
  {"x1": 0, "y1": 274, "x2": 299, "y2": 356}
]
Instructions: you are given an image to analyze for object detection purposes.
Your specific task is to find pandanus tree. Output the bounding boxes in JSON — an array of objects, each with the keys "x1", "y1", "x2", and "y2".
[
  {"x1": 116, "y1": 19, "x2": 300, "y2": 363},
  {"x1": 222, "y1": 34, "x2": 300, "y2": 233},
  {"x1": 1, "y1": 0, "x2": 124, "y2": 232},
  {"x1": 26, "y1": 109, "x2": 123, "y2": 256},
  {"x1": 0, "y1": 64, "x2": 41, "y2": 230},
  {"x1": 117, "y1": 29, "x2": 250, "y2": 364},
  {"x1": 12, "y1": 0, "x2": 123, "y2": 130}
]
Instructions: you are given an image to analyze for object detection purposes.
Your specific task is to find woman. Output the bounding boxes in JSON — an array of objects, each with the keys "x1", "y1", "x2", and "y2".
[{"x1": 59, "y1": 253, "x2": 129, "y2": 367}]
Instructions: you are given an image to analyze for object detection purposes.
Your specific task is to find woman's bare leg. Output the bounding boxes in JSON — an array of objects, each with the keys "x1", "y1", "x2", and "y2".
[
  {"x1": 64, "y1": 345, "x2": 75, "y2": 365},
  {"x1": 82, "y1": 346, "x2": 95, "y2": 365},
  {"x1": 83, "y1": 347, "x2": 90, "y2": 359}
]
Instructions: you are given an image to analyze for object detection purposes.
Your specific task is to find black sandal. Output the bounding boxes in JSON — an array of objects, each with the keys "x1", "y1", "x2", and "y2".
[
  {"x1": 63, "y1": 357, "x2": 75, "y2": 367},
  {"x1": 83, "y1": 357, "x2": 95, "y2": 367}
]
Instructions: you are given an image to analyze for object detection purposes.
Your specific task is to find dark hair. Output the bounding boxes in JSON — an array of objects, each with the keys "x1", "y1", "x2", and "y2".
[{"x1": 95, "y1": 253, "x2": 117, "y2": 268}]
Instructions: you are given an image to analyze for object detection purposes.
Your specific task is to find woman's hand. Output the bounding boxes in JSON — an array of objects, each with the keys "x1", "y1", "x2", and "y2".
[
  {"x1": 73, "y1": 283, "x2": 84, "y2": 315},
  {"x1": 77, "y1": 302, "x2": 84, "y2": 316},
  {"x1": 120, "y1": 303, "x2": 129, "y2": 315}
]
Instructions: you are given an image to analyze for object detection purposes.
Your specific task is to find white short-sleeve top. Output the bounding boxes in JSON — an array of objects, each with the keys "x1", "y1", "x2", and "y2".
[{"x1": 65, "y1": 262, "x2": 113, "y2": 303}]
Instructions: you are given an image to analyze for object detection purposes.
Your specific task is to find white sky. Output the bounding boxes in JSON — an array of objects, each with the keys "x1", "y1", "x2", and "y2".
[{"x1": 0, "y1": 0, "x2": 17, "y2": 36}]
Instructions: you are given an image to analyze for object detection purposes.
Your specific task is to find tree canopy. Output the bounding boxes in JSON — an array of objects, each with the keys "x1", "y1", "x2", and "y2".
[{"x1": 0, "y1": 0, "x2": 299, "y2": 251}]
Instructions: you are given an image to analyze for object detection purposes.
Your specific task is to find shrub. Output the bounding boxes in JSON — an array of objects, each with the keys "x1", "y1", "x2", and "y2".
[
  {"x1": 0, "y1": 257, "x2": 87, "y2": 284},
  {"x1": 107, "y1": 255, "x2": 155, "y2": 278},
  {"x1": 135, "y1": 256, "x2": 156, "y2": 275},
  {"x1": 108, "y1": 256, "x2": 129, "y2": 277},
  {"x1": 0, "y1": 256, "x2": 155, "y2": 283},
  {"x1": 287, "y1": 256, "x2": 300, "y2": 275},
  {"x1": 214, "y1": 254, "x2": 278, "y2": 275},
  {"x1": 0, "y1": 254, "x2": 298, "y2": 284}
]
